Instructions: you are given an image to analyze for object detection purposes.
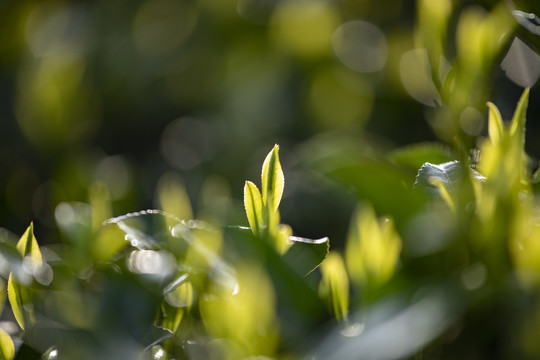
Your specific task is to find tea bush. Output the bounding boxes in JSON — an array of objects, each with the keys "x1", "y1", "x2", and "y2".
[{"x1": 3, "y1": 0, "x2": 540, "y2": 359}]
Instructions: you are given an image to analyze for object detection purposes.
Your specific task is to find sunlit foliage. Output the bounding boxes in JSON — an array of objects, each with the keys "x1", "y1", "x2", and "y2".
[{"x1": 3, "y1": 0, "x2": 540, "y2": 358}]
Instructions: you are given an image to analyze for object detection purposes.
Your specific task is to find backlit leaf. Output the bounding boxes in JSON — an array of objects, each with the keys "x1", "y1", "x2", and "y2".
[
  {"x1": 345, "y1": 204, "x2": 401, "y2": 288},
  {"x1": 261, "y1": 144, "x2": 285, "y2": 214},
  {"x1": 16, "y1": 223, "x2": 41, "y2": 263},
  {"x1": 487, "y1": 102, "x2": 504, "y2": 145},
  {"x1": 244, "y1": 181, "x2": 264, "y2": 235},
  {"x1": 8, "y1": 223, "x2": 42, "y2": 330},
  {"x1": 157, "y1": 173, "x2": 193, "y2": 229},
  {"x1": 7, "y1": 274, "x2": 27, "y2": 330},
  {"x1": 509, "y1": 87, "x2": 529, "y2": 153},
  {"x1": 91, "y1": 224, "x2": 128, "y2": 262},
  {"x1": 319, "y1": 251, "x2": 349, "y2": 321},
  {"x1": 0, "y1": 328, "x2": 14, "y2": 360}
]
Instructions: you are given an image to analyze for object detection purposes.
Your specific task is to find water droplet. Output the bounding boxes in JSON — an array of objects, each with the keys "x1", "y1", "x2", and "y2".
[
  {"x1": 127, "y1": 250, "x2": 176, "y2": 277},
  {"x1": 340, "y1": 322, "x2": 365, "y2": 337}
]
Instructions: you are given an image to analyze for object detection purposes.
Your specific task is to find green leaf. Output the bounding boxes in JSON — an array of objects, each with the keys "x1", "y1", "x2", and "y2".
[
  {"x1": 345, "y1": 204, "x2": 401, "y2": 288},
  {"x1": 487, "y1": 102, "x2": 504, "y2": 145},
  {"x1": 16, "y1": 223, "x2": 41, "y2": 263},
  {"x1": 0, "y1": 328, "x2": 14, "y2": 360},
  {"x1": 282, "y1": 236, "x2": 329, "y2": 276},
  {"x1": 244, "y1": 181, "x2": 264, "y2": 235},
  {"x1": 319, "y1": 252, "x2": 349, "y2": 321},
  {"x1": 323, "y1": 158, "x2": 425, "y2": 225},
  {"x1": 224, "y1": 227, "x2": 328, "y2": 330},
  {"x1": 7, "y1": 223, "x2": 42, "y2": 331},
  {"x1": 91, "y1": 224, "x2": 129, "y2": 262},
  {"x1": 509, "y1": 87, "x2": 529, "y2": 152},
  {"x1": 261, "y1": 144, "x2": 284, "y2": 214},
  {"x1": 7, "y1": 273, "x2": 27, "y2": 330}
]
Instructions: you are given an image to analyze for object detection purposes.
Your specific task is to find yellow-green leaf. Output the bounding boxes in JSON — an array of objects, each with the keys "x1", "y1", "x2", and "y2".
[
  {"x1": 91, "y1": 224, "x2": 128, "y2": 262},
  {"x1": 509, "y1": 87, "x2": 529, "y2": 151},
  {"x1": 276, "y1": 224, "x2": 293, "y2": 255},
  {"x1": 487, "y1": 102, "x2": 504, "y2": 145},
  {"x1": 16, "y1": 223, "x2": 41, "y2": 264},
  {"x1": 261, "y1": 144, "x2": 284, "y2": 214},
  {"x1": 7, "y1": 274, "x2": 26, "y2": 330},
  {"x1": 319, "y1": 251, "x2": 349, "y2": 321},
  {"x1": 345, "y1": 204, "x2": 401, "y2": 288},
  {"x1": 8, "y1": 223, "x2": 41, "y2": 330},
  {"x1": 162, "y1": 305, "x2": 184, "y2": 334},
  {"x1": 157, "y1": 172, "x2": 193, "y2": 229},
  {"x1": 244, "y1": 181, "x2": 264, "y2": 234},
  {"x1": 0, "y1": 328, "x2": 14, "y2": 360},
  {"x1": 89, "y1": 181, "x2": 112, "y2": 233}
]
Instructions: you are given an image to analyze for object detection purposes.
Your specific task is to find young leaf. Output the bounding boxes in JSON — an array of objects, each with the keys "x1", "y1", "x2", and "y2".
[
  {"x1": 509, "y1": 87, "x2": 529, "y2": 153},
  {"x1": 244, "y1": 181, "x2": 264, "y2": 234},
  {"x1": 91, "y1": 224, "x2": 129, "y2": 262},
  {"x1": 7, "y1": 274, "x2": 27, "y2": 330},
  {"x1": 0, "y1": 328, "x2": 14, "y2": 360},
  {"x1": 276, "y1": 224, "x2": 293, "y2": 255},
  {"x1": 261, "y1": 144, "x2": 285, "y2": 214},
  {"x1": 345, "y1": 204, "x2": 401, "y2": 288},
  {"x1": 487, "y1": 102, "x2": 504, "y2": 145},
  {"x1": 7, "y1": 223, "x2": 42, "y2": 330},
  {"x1": 319, "y1": 252, "x2": 349, "y2": 321},
  {"x1": 16, "y1": 223, "x2": 41, "y2": 263}
]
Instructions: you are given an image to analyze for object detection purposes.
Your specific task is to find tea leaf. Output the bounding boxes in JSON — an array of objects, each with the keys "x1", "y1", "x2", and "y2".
[
  {"x1": 92, "y1": 224, "x2": 128, "y2": 262},
  {"x1": 509, "y1": 87, "x2": 529, "y2": 153},
  {"x1": 261, "y1": 144, "x2": 285, "y2": 214},
  {"x1": 487, "y1": 102, "x2": 504, "y2": 145},
  {"x1": 319, "y1": 252, "x2": 349, "y2": 321},
  {"x1": 0, "y1": 328, "x2": 14, "y2": 360},
  {"x1": 345, "y1": 204, "x2": 401, "y2": 288},
  {"x1": 16, "y1": 223, "x2": 41, "y2": 263},
  {"x1": 282, "y1": 236, "x2": 329, "y2": 276},
  {"x1": 7, "y1": 223, "x2": 42, "y2": 330},
  {"x1": 7, "y1": 274, "x2": 26, "y2": 330},
  {"x1": 244, "y1": 181, "x2": 264, "y2": 235}
]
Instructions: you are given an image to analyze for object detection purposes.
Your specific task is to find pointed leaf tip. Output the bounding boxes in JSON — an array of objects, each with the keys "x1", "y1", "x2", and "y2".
[
  {"x1": 510, "y1": 87, "x2": 529, "y2": 141},
  {"x1": 16, "y1": 223, "x2": 41, "y2": 264},
  {"x1": 487, "y1": 102, "x2": 504, "y2": 144},
  {"x1": 261, "y1": 145, "x2": 285, "y2": 213}
]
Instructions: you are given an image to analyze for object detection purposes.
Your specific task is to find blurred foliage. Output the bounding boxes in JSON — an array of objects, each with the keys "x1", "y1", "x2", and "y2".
[{"x1": 4, "y1": 0, "x2": 540, "y2": 358}]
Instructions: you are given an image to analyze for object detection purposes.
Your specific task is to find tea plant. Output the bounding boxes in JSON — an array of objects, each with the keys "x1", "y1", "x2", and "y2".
[
  {"x1": 0, "y1": 84, "x2": 534, "y2": 358},
  {"x1": 4, "y1": 0, "x2": 540, "y2": 359}
]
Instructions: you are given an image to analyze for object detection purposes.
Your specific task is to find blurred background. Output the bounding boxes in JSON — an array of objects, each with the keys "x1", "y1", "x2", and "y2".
[{"x1": 0, "y1": 0, "x2": 539, "y2": 247}]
